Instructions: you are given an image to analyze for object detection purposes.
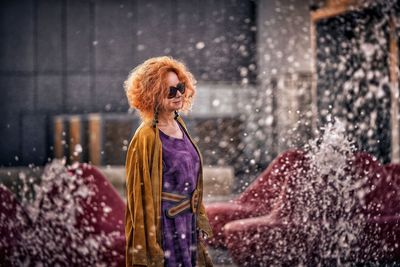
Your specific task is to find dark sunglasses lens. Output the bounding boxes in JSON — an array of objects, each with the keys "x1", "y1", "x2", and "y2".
[
  {"x1": 168, "y1": 87, "x2": 177, "y2": 98},
  {"x1": 177, "y1": 83, "x2": 185, "y2": 94},
  {"x1": 168, "y1": 83, "x2": 185, "y2": 98}
]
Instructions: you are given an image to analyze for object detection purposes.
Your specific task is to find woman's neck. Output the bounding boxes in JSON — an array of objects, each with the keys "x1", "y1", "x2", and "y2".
[{"x1": 157, "y1": 111, "x2": 175, "y2": 126}]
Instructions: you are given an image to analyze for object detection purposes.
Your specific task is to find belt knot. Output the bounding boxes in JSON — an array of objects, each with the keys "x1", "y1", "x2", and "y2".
[{"x1": 162, "y1": 189, "x2": 199, "y2": 218}]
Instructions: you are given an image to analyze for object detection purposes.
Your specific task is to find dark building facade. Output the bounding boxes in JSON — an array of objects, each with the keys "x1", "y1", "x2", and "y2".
[{"x1": 0, "y1": 0, "x2": 257, "y2": 166}]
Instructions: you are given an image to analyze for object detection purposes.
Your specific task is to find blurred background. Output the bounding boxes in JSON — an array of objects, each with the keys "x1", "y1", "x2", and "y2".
[{"x1": 0, "y1": 0, "x2": 399, "y2": 198}]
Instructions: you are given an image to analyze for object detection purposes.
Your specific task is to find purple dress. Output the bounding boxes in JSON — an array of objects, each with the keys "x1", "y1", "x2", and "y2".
[{"x1": 159, "y1": 123, "x2": 200, "y2": 267}]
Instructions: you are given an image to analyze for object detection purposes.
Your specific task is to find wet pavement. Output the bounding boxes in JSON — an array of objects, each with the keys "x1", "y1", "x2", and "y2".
[{"x1": 208, "y1": 247, "x2": 237, "y2": 267}]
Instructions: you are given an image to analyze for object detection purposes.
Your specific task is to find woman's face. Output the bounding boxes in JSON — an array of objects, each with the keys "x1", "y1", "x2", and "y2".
[{"x1": 161, "y1": 71, "x2": 184, "y2": 113}]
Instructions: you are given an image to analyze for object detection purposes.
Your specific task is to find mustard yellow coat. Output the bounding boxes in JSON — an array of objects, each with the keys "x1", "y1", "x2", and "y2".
[{"x1": 125, "y1": 116, "x2": 213, "y2": 267}]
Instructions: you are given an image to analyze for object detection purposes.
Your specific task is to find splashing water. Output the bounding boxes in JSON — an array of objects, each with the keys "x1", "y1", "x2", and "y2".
[
  {"x1": 297, "y1": 119, "x2": 365, "y2": 265},
  {"x1": 258, "y1": 119, "x2": 377, "y2": 266},
  {"x1": 5, "y1": 159, "x2": 122, "y2": 266}
]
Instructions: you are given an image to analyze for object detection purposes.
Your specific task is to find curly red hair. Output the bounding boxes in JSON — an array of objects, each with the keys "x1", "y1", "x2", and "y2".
[{"x1": 124, "y1": 56, "x2": 196, "y2": 121}]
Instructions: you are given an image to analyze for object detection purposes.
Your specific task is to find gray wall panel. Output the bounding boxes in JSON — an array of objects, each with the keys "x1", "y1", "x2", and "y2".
[
  {"x1": 95, "y1": 0, "x2": 135, "y2": 72},
  {"x1": 0, "y1": 113, "x2": 21, "y2": 166},
  {"x1": 135, "y1": 0, "x2": 172, "y2": 64},
  {"x1": 37, "y1": 0, "x2": 63, "y2": 72},
  {"x1": 37, "y1": 75, "x2": 63, "y2": 111},
  {"x1": 257, "y1": 0, "x2": 311, "y2": 77},
  {"x1": 37, "y1": 0, "x2": 63, "y2": 71},
  {"x1": 66, "y1": 0, "x2": 91, "y2": 72},
  {"x1": 66, "y1": 74, "x2": 91, "y2": 112},
  {"x1": 196, "y1": 0, "x2": 256, "y2": 82},
  {"x1": 0, "y1": 76, "x2": 35, "y2": 112},
  {"x1": 95, "y1": 74, "x2": 128, "y2": 112},
  {"x1": 197, "y1": 0, "x2": 226, "y2": 81},
  {"x1": 0, "y1": 0, "x2": 34, "y2": 72},
  {"x1": 171, "y1": 0, "x2": 201, "y2": 77},
  {"x1": 21, "y1": 114, "x2": 47, "y2": 165},
  {"x1": 227, "y1": 0, "x2": 257, "y2": 82}
]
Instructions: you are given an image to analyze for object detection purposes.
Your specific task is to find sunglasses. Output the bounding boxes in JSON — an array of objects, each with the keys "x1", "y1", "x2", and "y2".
[{"x1": 168, "y1": 82, "x2": 185, "y2": 99}]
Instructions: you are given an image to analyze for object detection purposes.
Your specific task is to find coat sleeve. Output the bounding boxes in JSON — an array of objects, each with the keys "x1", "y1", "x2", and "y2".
[{"x1": 125, "y1": 135, "x2": 164, "y2": 267}]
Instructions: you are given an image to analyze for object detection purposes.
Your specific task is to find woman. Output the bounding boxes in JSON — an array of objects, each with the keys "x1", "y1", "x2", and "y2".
[{"x1": 124, "y1": 56, "x2": 213, "y2": 267}]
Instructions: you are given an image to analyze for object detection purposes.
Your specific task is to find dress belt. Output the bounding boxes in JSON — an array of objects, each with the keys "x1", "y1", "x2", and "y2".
[{"x1": 162, "y1": 189, "x2": 199, "y2": 218}]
